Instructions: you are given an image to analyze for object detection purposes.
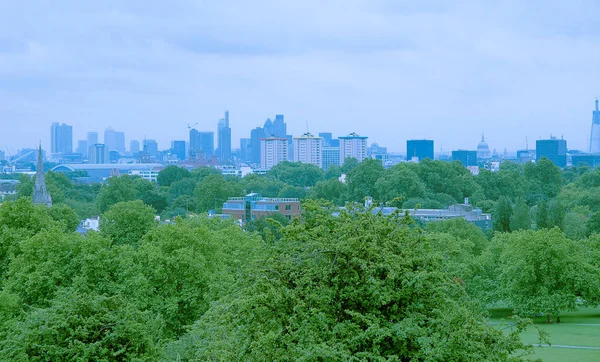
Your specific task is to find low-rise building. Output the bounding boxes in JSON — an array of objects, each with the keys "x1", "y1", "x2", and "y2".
[{"x1": 222, "y1": 193, "x2": 301, "y2": 224}]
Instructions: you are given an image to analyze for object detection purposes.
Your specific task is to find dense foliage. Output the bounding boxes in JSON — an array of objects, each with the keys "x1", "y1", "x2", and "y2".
[{"x1": 3, "y1": 157, "x2": 600, "y2": 359}]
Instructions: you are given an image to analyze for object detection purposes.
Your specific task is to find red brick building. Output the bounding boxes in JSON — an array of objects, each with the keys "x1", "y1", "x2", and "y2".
[{"x1": 222, "y1": 193, "x2": 301, "y2": 224}]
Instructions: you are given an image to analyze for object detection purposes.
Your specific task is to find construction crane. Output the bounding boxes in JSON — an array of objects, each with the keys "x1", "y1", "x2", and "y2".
[{"x1": 187, "y1": 122, "x2": 198, "y2": 131}]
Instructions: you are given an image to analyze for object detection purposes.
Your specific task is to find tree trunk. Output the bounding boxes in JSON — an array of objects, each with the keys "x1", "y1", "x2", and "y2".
[
  {"x1": 556, "y1": 315, "x2": 561, "y2": 324},
  {"x1": 546, "y1": 315, "x2": 551, "y2": 323}
]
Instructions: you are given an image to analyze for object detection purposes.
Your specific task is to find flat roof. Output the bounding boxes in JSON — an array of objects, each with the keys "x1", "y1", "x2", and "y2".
[{"x1": 52, "y1": 163, "x2": 164, "y2": 172}]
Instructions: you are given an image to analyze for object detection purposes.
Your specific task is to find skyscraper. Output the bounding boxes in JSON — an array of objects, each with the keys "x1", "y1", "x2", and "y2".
[
  {"x1": 90, "y1": 144, "x2": 107, "y2": 164},
  {"x1": 293, "y1": 133, "x2": 322, "y2": 168},
  {"x1": 190, "y1": 129, "x2": 214, "y2": 159},
  {"x1": 217, "y1": 111, "x2": 231, "y2": 162},
  {"x1": 261, "y1": 137, "x2": 288, "y2": 170},
  {"x1": 319, "y1": 132, "x2": 333, "y2": 147},
  {"x1": 590, "y1": 99, "x2": 600, "y2": 153},
  {"x1": 130, "y1": 140, "x2": 140, "y2": 154},
  {"x1": 338, "y1": 132, "x2": 368, "y2": 164},
  {"x1": 143, "y1": 139, "x2": 159, "y2": 158},
  {"x1": 406, "y1": 140, "x2": 434, "y2": 161},
  {"x1": 171, "y1": 141, "x2": 186, "y2": 161},
  {"x1": 250, "y1": 127, "x2": 265, "y2": 164},
  {"x1": 87, "y1": 132, "x2": 98, "y2": 148},
  {"x1": 536, "y1": 137, "x2": 567, "y2": 167},
  {"x1": 50, "y1": 122, "x2": 73, "y2": 155},
  {"x1": 273, "y1": 115, "x2": 287, "y2": 137},
  {"x1": 104, "y1": 128, "x2": 125, "y2": 154},
  {"x1": 240, "y1": 138, "x2": 251, "y2": 162},
  {"x1": 76, "y1": 140, "x2": 88, "y2": 157}
]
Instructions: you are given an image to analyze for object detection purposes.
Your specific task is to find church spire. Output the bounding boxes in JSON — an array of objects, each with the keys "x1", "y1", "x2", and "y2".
[
  {"x1": 481, "y1": 133, "x2": 485, "y2": 142},
  {"x1": 32, "y1": 143, "x2": 52, "y2": 206}
]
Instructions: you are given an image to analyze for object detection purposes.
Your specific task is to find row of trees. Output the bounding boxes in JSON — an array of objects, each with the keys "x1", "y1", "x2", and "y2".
[{"x1": 1, "y1": 197, "x2": 555, "y2": 361}]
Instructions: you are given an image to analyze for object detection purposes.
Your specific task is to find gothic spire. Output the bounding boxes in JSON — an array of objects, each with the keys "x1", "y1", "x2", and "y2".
[{"x1": 32, "y1": 143, "x2": 52, "y2": 206}]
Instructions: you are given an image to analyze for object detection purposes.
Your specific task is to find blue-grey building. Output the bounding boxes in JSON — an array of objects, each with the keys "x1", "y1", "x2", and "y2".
[
  {"x1": 452, "y1": 150, "x2": 478, "y2": 166},
  {"x1": 536, "y1": 138, "x2": 567, "y2": 167},
  {"x1": 406, "y1": 140, "x2": 434, "y2": 161},
  {"x1": 217, "y1": 111, "x2": 231, "y2": 162},
  {"x1": 190, "y1": 130, "x2": 214, "y2": 160},
  {"x1": 171, "y1": 140, "x2": 186, "y2": 160}
]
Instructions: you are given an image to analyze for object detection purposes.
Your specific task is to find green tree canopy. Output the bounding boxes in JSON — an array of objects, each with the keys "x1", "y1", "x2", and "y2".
[
  {"x1": 100, "y1": 200, "x2": 156, "y2": 246},
  {"x1": 157, "y1": 165, "x2": 191, "y2": 187}
]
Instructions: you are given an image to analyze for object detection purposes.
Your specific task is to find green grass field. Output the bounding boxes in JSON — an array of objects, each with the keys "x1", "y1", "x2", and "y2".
[{"x1": 489, "y1": 307, "x2": 600, "y2": 362}]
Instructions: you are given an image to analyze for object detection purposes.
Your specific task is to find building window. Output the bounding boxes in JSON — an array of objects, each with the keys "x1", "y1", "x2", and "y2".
[
  {"x1": 275, "y1": 205, "x2": 279, "y2": 210},
  {"x1": 285, "y1": 205, "x2": 291, "y2": 211}
]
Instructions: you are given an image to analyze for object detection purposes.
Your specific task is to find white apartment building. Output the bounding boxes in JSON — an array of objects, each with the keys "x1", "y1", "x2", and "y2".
[
  {"x1": 293, "y1": 133, "x2": 322, "y2": 168},
  {"x1": 260, "y1": 137, "x2": 288, "y2": 170},
  {"x1": 339, "y1": 132, "x2": 368, "y2": 164}
]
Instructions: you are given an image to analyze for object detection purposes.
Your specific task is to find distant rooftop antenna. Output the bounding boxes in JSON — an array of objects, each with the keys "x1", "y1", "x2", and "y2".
[
  {"x1": 306, "y1": 120, "x2": 309, "y2": 133},
  {"x1": 525, "y1": 136, "x2": 528, "y2": 150}
]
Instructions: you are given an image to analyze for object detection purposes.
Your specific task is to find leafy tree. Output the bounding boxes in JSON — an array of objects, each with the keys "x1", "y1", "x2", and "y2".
[
  {"x1": 324, "y1": 164, "x2": 342, "y2": 180},
  {"x1": 345, "y1": 158, "x2": 384, "y2": 202},
  {"x1": 586, "y1": 211, "x2": 600, "y2": 237},
  {"x1": 563, "y1": 211, "x2": 587, "y2": 240},
  {"x1": 374, "y1": 165, "x2": 426, "y2": 203},
  {"x1": 96, "y1": 176, "x2": 137, "y2": 213},
  {"x1": 194, "y1": 174, "x2": 243, "y2": 212},
  {"x1": 170, "y1": 203, "x2": 535, "y2": 361},
  {"x1": 535, "y1": 200, "x2": 549, "y2": 230},
  {"x1": 524, "y1": 157, "x2": 563, "y2": 202},
  {"x1": 0, "y1": 288, "x2": 163, "y2": 361},
  {"x1": 340, "y1": 157, "x2": 359, "y2": 173},
  {"x1": 268, "y1": 161, "x2": 325, "y2": 187},
  {"x1": 168, "y1": 177, "x2": 197, "y2": 203},
  {"x1": 493, "y1": 196, "x2": 512, "y2": 233},
  {"x1": 157, "y1": 165, "x2": 191, "y2": 187},
  {"x1": 426, "y1": 218, "x2": 487, "y2": 255},
  {"x1": 510, "y1": 199, "x2": 531, "y2": 231},
  {"x1": 306, "y1": 179, "x2": 347, "y2": 205},
  {"x1": 548, "y1": 199, "x2": 565, "y2": 230},
  {"x1": 238, "y1": 174, "x2": 284, "y2": 197},
  {"x1": 244, "y1": 213, "x2": 290, "y2": 242},
  {"x1": 47, "y1": 203, "x2": 80, "y2": 232},
  {"x1": 100, "y1": 200, "x2": 156, "y2": 246},
  {"x1": 496, "y1": 229, "x2": 600, "y2": 322},
  {"x1": 134, "y1": 177, "x2": 168, "y2": 213}
]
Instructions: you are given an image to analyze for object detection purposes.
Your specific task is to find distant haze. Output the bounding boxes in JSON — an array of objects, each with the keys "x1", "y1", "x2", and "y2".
[{"x1": 1, "y1": 1, "x2": 599, "y2": 153}]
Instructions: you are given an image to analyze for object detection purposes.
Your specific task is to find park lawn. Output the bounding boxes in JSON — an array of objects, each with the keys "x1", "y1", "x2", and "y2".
[{"x1": 489, "y1": 307, "x2": 600, "y2": 362}]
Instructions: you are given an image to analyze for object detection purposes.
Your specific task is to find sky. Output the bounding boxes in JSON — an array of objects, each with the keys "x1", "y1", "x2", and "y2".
[{"x1": 1, "y1": 0, "x2": 599, "y2": 155}]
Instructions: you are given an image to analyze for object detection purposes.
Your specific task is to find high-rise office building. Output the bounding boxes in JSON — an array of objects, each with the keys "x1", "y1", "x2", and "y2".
[
  {"x1": 406, "y1": 140, "x2": 434, "y2": 161},
  {"x1": 130, "y1": 140, "x2": 140, "y2": 154},
  {"x1": 76, "y1": 140, "x2": 88, "y2": 157},
  {"x1": 250, "y1": 127, "x2": 265, "y2": 164},
  {"x1": 240, "y1": 138, "x2": 251, "y2": 162},
  {"x1": 87, "y1": 132, "x2": 98, "y2": 147},
  {"x1": 338, "y1": 132, "x2": 368, "y2": 164},
  {"x1": 260, "y1": 137, "x2": 288, "y2": 170},
  {"x1": 50, "y1": 122, "x2": 73, "y2": 155},
  {"x1": 190, "y1": 129, "x2": 214, "y2": 159},
  {"x1": 293, "y1": 133, "x2": 322, "y2": 168},
  {"x1": 90, "y1": 143, "x2": 107, "y2": 164},
  {"x1": 452, "y1": 150, "x2": 478, "y2": 166},
  {"x1": 143, "y1": 139, "x2": 159, "y2": 158},
  {"x1": 0, "y1": 150, "x2": 5, "y2": 162},
  {"x1": 590, "y1": 99, "x2": 600, "y2": 153},
  {"x1": 217, "y1": 111, "x2": 231, "y2": 161},
  {"x1": 171, "y1": 141, "x2": 186, "y2": 160},
  {"x1": 115, "y1": 131, "x2": 126, "y2": 154},
  {"x1": 536, "y1": 138, "x2": 567, "y2": 167},
  {"x1": 322, "y1": 147, "x2": 340, "y2": 170},
  {"x1": 273, "y1": 115, "x2": 287, "y2": 137},
  {"x1": 104, "y1": 128, "x2": 117, "y2": 153},
  {"x1": 319, "y1": 132, "x2": 333, "y2": 147}
]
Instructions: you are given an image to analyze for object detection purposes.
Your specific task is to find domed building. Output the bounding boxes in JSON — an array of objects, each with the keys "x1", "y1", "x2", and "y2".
[{"x1": 477, "y1": 134, "x2": 491, "y2": 159}]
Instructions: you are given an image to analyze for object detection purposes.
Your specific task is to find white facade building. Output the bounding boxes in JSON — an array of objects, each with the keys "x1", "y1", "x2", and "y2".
[
  {"x1": 339, "y1": 132, "x2": 368, "y2": 164},
  {"x1": 260, "y1": 137, "x2": 288, "y2": 170},
  {"x1": 293, "y1": 133, "x2": 322, "y2": 168}
]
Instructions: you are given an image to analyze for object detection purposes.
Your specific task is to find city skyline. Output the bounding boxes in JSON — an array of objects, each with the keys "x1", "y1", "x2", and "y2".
[{"x1": 1, "y1": 2, "x2": 599, "y2": 152}]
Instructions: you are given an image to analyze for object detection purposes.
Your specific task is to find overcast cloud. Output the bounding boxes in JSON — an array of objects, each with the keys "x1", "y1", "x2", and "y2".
[{"x1": 1, "y1": 0, "x2": 599, "y2": 154}]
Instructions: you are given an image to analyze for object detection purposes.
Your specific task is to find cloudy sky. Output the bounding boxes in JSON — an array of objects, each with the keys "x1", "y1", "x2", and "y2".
[{"x1": 1, "y1": 0, "x2": 599, "y2": 154}]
